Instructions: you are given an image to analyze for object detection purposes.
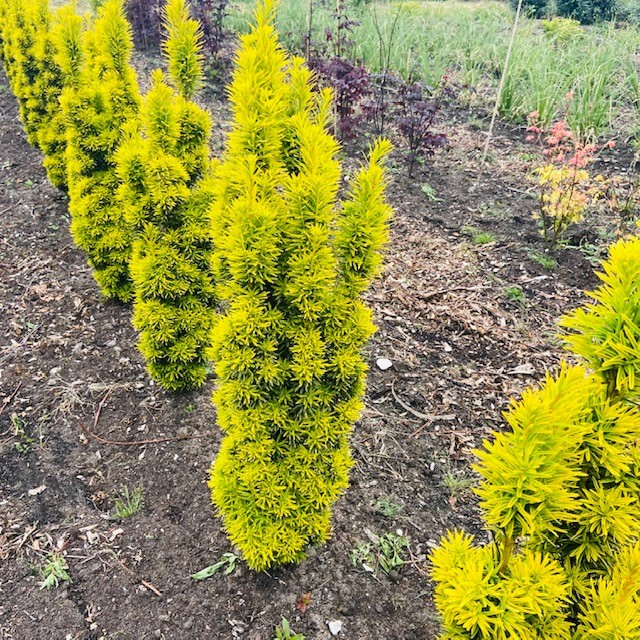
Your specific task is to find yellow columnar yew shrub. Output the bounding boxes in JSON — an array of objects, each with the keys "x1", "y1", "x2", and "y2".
[
  {"x1": 431, "y1": 235, "x2": 640, "y2": 639},
  {"x1": 60, "y1": 0, "x2": 140, "y2": 301},
  {"x1": 1, "y1": 0, "x2": 29, "y2": 110},
  {"x1": 37, "y1": 4, "x2": 84, "y2": 191},
  {"x1": 1, "y1": 0, "x2": 44, "y2": 144},
  {"x1": 208, "y1": 0, "x2": 392, "y2": 571},
  {"x1": 116, "y1": 0, "x2": 216, "y2": 390},
  {"x1": 0, "y1": 0, "x2": 82, "y2": 191},
  {"x1": 0, "y1": 0, "x2": 7, "y2": 58}
]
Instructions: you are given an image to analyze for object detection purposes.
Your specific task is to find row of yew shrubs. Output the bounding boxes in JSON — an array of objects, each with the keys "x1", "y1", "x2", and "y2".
[
  {"x1": 432, "y1": 235, "x2": 640, "y2": 637},
  {"x1": 3, "y1": 4, "x2": 640, "y2": 633},
  {"x1": 0, "y1": 0, "x2": 392, "y2": 571}
]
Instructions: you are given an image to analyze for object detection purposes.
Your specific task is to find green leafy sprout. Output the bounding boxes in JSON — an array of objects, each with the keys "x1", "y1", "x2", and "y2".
[
  {"x1": 191, "y1": 552, "x2": 238, "y2": 580},
  {"x1": 113, "y1": 486, "x2": 143, "y2": 520}
]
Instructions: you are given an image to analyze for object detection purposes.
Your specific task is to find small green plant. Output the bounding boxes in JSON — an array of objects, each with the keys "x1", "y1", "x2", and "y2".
[
  {"x1": 350, "y1": 541, "x2": 375, "y2": 571},
  {"x1": 377, "y1": 531, "x2": 408, "y2": 574},
  {"x1": 441, "y1": 468, "x2": 476, "y2": 497},
  {"x1": 504, "y1": 284, "x2": 526, "y2": 305},
  {"x1": 420, "y1": 182, "x2": 439, "y2": 202},
  {"x1": 274, "y1": 618, "x2": 305, "y2": 640},
  {"x1": 527, "y1": 248, "x2": 557, "y2": 270},
  {"x1": 373, "y1": 495, "x2": 404, "y2": 518},
  {"x1": 519, "y1": 151, "x2": 538, "y2": 162},
  {"x1": 113, "y1": 486, "x2": 143, "y2": 519},
  {"x1": 191, "y1": 552, "x2": 238, "y2": 580},
  {"x1": 12, "y1": 414, "x2": 34, "y2": 453},
  {"x1": 38, "y1": 553, "x2": 72, "y2": 589},
  {"x1": 462, "y1": 225, "x2": 494, "y2": 245},
  {"x1": 351, "y1": 531, "x2": 408, "y2": 575}
]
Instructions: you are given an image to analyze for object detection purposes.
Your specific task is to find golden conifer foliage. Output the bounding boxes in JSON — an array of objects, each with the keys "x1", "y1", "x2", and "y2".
[
  {"x1": 0, "y1": 0, "x2": 84, "y2": 191},
  {"x1": 38, "y1": 3, "x2": 84, "y2": 190},
  {"x1": 1, "y1": 0, "x2": 66, "y2": 177},
  {"x1": 116, "y1": 0, "x2": 216, "y2": 391},
  {"x1": 207, "y1": 0, "x2": 392, "y2": 571},
  {"x1": 560, "y1": 236, "x2": 640, "y2": 399},
  {"x1": 60, "y1": 0, "x2": 141, "y2": 301},
  {"x1": 431, "y1": 235, "x2": 640, "y2": 638}
]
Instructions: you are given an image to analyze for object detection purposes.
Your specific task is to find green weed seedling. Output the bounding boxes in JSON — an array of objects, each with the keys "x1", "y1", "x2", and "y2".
[
  {"x1": 377, "y1": 531, "x2": 408, "y2": 574},
  {"x1": 351, "y1": 531, "x2": 408, "y2": 575},
  {"x1": 504, "y1": 285, "x2": 526, "y2": 306},
  {"x1": 421, "y1": 182, "x2": 440, "y2": 202},
  {"x1": 462, "y1": 225, "x2": 495, "y2": 245},
  {"x1": 527, "y1": 249, "x2": 557, "y2": 270},
  {"x1": 273, "y1": 617, "x2": 305, "y2": 640},
  {"x1": 191, "y1": 552, "x2": 238, "y2": 580},
  {"x1": 373, "y1": 495, "x2": 404, "y2": 519},
  {"x1": 12, "y1": 414, "x2": 35, "y2": 453},
  {"x1": 350, "y1": 541, "x2": 375, "y2": 572},
  {"x1": 519, "y1": 151, "x2": 538, "y2": 162},
  {"x1": 579, "y1": 241, "x2": 605, "y2": 267},
  {"x1": 274, "y1": 618, "x2": 305, "y2": 640},
  {"x1": 442, "y1": 468, "x2": 476, "y2": 497},
  {"x1": 38, "y1": 553, "x2": 72, "y2": 589},
  {"x1": 467, "y1": 115, "x2": 485, "y2": 131},
  {"x1": 113, "y1": 487, "x2": 143, "y2": 520}
]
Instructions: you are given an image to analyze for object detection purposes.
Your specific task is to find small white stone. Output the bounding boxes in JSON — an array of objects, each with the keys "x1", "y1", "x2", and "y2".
[
  {"x1": 376, "y1": 358, "x2": 393, "y2": 371},
  {"x1": 328, "y1": 620, "x2": 343, "y2": 636}
]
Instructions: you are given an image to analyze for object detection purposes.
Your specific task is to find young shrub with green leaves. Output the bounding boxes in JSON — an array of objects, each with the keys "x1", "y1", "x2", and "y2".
[
  {"x1": 431, "y1": 235, "x2": 640, "y2": 638},
  {"x1": 60, "y1": 0, "x2": 140, "y2": 301},
  {"x1": 208, "y1": 0, "x2": 392, "y2": 571},
  {"x1": 116, "y1": 0, "x2": 216, "y2": 390},
  {"x1": 432, "y1": 531, "x2": 572, "y2": 639},
  {"x1": 0, "y1": 0, "x2": 8, "y2": 58}
]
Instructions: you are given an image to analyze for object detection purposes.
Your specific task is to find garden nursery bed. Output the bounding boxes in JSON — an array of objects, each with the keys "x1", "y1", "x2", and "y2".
[{"x1": 1, "y1": 4, "x2": 639, "y2": 639}]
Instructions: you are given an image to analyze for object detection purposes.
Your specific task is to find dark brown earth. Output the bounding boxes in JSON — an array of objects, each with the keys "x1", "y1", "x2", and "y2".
[{"x1": 0, "y1": 56, "x2": 636, "y2": 640}]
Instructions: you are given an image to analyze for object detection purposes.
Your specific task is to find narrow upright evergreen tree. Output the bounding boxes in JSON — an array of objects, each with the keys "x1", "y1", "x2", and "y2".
[
  {"x1": 0, "y1": 0, "x2": 8, "y2": 59},
  {"x1": 21, "y1": 1, "x2": 65, "y2": 151},
  {"x1": 60, "y1": 0, "x2": 140, "y2": 301},
  {"x1": 208, "y1": 0, "x2": 392, "y2": 571},
  {"x1": 37, "y1": 3, "x2": 84, "y2": 191},
  {"x1": 116, "y1": 0, "x2": 216, "y2": 390},
  {"x1": 1, "y1": 0, "x2": 40, "y2": 142},
  {"x1": 0, "y1": 0, "x2": 77, "y2": 190}
]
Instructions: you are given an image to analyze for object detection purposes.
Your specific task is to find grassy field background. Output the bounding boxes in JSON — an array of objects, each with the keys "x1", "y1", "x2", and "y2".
[{"x1": 229, "y1": 0, "x2": 640, "y2": 139}]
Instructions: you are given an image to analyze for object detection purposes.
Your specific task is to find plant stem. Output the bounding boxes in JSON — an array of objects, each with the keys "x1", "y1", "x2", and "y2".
[{"x1": 498, "y1": 535, "x2": 514, "y2": 575}]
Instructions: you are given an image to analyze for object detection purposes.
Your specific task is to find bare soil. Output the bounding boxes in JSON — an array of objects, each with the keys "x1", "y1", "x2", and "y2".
[{"x1": 1, "y1": 60, "x2": 635, "y2": 640}]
